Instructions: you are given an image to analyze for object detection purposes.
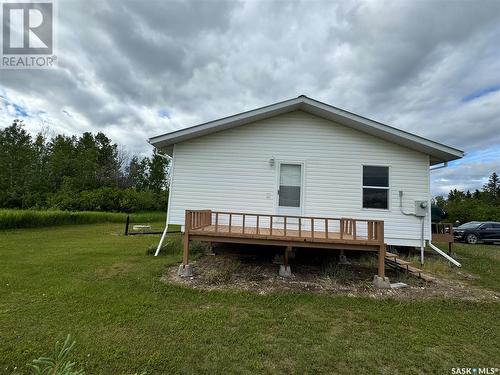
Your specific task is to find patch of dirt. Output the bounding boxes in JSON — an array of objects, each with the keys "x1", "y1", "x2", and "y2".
[{"x1": 162, "y1": 246, "x2": 500, "y2": 301}]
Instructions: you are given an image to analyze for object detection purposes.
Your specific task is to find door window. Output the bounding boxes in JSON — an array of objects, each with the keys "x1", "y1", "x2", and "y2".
[{"x1": 279, "y1": 164, "x2": 301, "y2": 208}]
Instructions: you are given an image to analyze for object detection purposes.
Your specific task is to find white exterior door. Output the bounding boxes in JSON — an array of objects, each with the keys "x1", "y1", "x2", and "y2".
[{"x1": 276, "y1": 163, "x2": 303, "y2": 216}]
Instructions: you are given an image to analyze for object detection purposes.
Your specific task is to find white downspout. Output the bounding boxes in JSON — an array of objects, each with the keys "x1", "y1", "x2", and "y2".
[
  {"x1": 153, "y1": 149, "x2": 173, "y2": 257},
  {"x1": 420, "y1": 215, "x2": 425, "y2": 265},
  {"x1": 428, "y1": 162, "x2": 461, "y2": 267}
]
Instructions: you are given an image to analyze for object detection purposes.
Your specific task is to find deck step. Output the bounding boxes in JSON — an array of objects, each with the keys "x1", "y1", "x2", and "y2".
[
  {"x1": 393, "y1": 258, "x2": 411, "y2": 266},
  {"x1": 384, "y1": 252, "x2": 436, "y2": 282},
  {"x1": 403, "y1": 265, "x2": 436, "y2": 282},
  {"x1": 417, "y1": 273, "x2": 436, "y2": 282},
  {"x1": 385, "y1": 252, "x2": 410, "y2": 265}
]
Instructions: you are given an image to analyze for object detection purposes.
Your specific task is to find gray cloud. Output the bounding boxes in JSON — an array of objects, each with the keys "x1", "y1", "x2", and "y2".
[
  {"x1": 431, "y1": 158, "x2": 500, "y2": 196},
  {"x1": 0, "y1": 0, "x2": 499, "y2": 194}
]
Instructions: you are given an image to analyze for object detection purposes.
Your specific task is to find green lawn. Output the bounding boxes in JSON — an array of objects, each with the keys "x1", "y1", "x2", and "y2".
[
  {"x1": 1, "y1": 224, "x2": 499, "y2": 374},
  {"x1": 406, "y1": 242, "x2": 500, "y2": 292},
  {"x1": 453, "y1": 242, "x2": 500, "y2": 291}
]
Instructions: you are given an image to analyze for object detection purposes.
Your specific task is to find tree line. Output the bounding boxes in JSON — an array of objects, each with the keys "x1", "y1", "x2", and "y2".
[
  {"x1": 0, "y1": 120, "x2": 168, "y2": 212},
  {"x1": 2, "y1": 119, "x2": 499, "y2": 220},
  {"x1": 434, "y1": 172, "x2": 500, "y2": 224}
]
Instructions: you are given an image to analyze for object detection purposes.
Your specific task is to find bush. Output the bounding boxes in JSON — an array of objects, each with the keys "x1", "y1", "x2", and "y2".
[
  {"x1": 0, "y1": 209, "x2": 165, "y2": 230},
  {"x1": 46, "y1": 187, "x2": 167, "y2": 213},
  {"x1": 444, "y1": 199, "x2": 500, "y2": 223}
]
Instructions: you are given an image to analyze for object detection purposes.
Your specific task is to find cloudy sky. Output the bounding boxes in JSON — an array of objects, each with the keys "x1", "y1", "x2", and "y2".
[{"x1": 1, "y1": 0, "x2": 499, "y2": 196}]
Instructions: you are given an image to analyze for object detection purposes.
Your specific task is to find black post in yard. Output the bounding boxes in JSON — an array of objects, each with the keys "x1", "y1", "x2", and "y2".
[{"x1": 125, "y1": 215, "x2": 130, "y2": 236}]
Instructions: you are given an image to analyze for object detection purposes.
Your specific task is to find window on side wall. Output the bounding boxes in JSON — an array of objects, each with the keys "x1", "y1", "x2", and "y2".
[{"x1": 362, "y1": 166, "x2": 389, "y2": 209}]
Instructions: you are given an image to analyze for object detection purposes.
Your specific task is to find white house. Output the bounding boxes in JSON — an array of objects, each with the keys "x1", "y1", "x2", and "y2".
[{"x1": 149, "y1": 96, "x2": 463, "y2": 281}]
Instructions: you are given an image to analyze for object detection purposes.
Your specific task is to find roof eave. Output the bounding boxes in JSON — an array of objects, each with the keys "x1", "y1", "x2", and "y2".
[
  {"x1": 148, "y1": 96, "x2": 464, "y2": 164},
  {"x1": 298, "y1": 98, "x2": 464, "y2": 164},
  {"x1": 148, "y1": 97, "x2": 303, "y2": 148}
]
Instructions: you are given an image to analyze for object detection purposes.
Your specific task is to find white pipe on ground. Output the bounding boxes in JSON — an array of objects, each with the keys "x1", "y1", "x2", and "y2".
[
  {"x1": 428, "y1": 242, "x2": 461, "y2": 267},
  {"x1": 153, "y1": 149, "x2": 173, "y2": 257}
]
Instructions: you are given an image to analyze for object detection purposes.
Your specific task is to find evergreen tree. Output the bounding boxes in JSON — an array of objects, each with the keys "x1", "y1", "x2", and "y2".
[
  {"x1": 74, "y1": 132, "x2": 99, "y2": 190},
  {"x1": 0, "y1": 120, "x2": 35, "y2": 207},
  {"x1": 448, "y1": 189, "x2": 465, "y2": 202},
  {"x1": 472, "y1": 189, "x2": 481, "y2": 200},
  {"x1": 147, "y1": 154, "x2": 168, "y2": 193},
  {"x1": 95, "y1": 132, "x2": 121, "y2": 187},
  {"x1": 125, "y1": 156, "x2": 148, "y2": 190},
  {"x1": 47, "y1": 135, "x2": 76, "y2": 190},
  {"x1": 483, "y1": 172, "x2": 500, "y2": 204}
]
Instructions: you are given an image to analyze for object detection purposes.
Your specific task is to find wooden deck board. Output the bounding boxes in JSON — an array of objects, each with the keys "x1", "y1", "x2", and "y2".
[{"x1": 191, "y1": 224, "x2": 376, "y2": 242}]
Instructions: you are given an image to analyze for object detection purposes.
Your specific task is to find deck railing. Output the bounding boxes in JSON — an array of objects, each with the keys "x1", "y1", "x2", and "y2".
[
  {"x1": 186, "y1": 209, "x2": 212, "y2": 230},
  {"x1": 431, "y1": 222, "x2": 453, "y2": 235},
  {"x1": 184, "y1": 210, "x2": 384, "y2": 243},
  {"x1": 431, "y1": 222, "x2": 454, "y2": 255}
]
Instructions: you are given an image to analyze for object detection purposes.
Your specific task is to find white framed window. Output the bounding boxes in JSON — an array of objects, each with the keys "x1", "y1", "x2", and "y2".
[{"x1": 362, "y1": 165, "x2": 389, "y2": 209}]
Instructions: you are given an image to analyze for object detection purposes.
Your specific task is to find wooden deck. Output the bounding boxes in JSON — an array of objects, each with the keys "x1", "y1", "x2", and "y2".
[
  {"x1": 431, "y1": 223, "x2": 454, "y2": 254},
  {"x1": 190, "y1": 224, "x2": 379, "y2": 246},
  {"x1": 182, "y1": 210, "x2": 387, "y2": 277}
]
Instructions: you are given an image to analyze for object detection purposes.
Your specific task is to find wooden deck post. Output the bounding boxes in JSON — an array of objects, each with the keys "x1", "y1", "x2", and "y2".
[
  {"x1": 183, "y1": 234, "x2": 189, "y2": 265},
  {"x1": 378, "y1": 243, "x2": 385, "y2": 278},
  {"x1": 377, "y1": 221, "x2": 385, "y2": 278},
  {"x1": 284, "y1": 245, "x2": 291, "y2": 267},
  {"x1": 449, "y1": 225, "x2": 454, "y2": 255},
  {"x1": 183, "y1": 211, "x2": 190, "y2": 266}
]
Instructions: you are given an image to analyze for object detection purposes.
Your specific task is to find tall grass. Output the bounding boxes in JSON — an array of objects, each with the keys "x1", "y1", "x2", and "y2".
[{"x1": 0, "y1": 209, "x2": 166, "y2": 230}]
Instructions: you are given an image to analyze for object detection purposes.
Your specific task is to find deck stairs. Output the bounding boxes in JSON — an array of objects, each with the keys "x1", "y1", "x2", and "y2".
[{"x1": 384, "y1": 251, "x2": 436, "y2": 282}]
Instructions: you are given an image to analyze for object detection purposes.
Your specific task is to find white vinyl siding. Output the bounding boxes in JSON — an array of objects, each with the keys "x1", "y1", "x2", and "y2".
[{"x1": 168, "y1": 110, "x2": 431, "y2": 247}]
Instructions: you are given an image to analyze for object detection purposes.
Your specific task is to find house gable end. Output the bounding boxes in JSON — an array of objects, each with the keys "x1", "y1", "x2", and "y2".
[{"x1": 149, "y1": 96, "x2": 463, "y2": 165}]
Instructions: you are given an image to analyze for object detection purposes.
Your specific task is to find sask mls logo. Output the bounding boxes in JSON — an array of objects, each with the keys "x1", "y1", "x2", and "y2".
[
  {"x1": 452, "y1": 368, "x2": 500, "y2": 375},
  {"x1": 1, "y1": 1, "x2": 57, "y2": 68}
]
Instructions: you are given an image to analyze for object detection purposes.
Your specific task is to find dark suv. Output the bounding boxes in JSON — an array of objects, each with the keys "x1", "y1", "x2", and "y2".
[{"x1": 453, "y1": 221, "x2": 500, "y2": 244}]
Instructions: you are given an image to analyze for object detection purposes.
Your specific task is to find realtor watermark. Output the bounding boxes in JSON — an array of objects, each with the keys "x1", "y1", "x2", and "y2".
[
  {"x1": 1, "y1": 0, "x2": 57, "y2": 69},
  {"x1": 451, "y1": 367, "x2": 499, "y2": 375}
]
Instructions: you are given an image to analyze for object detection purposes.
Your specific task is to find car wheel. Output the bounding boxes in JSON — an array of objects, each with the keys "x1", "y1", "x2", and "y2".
[{"x1": 466, "y1": 233, "x2": 478, "y2": 244}]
